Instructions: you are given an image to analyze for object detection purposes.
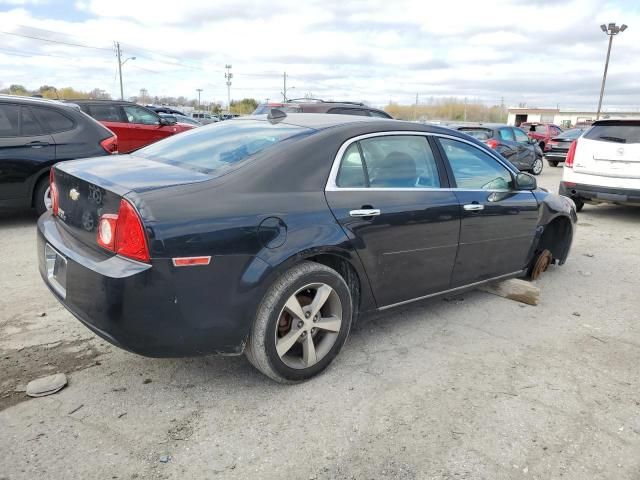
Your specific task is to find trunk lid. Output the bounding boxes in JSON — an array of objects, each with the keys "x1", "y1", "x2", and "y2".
[
  {"x1": 53, "y1": 155, "x2": 211, "y2": 249},
  {"x1": 574, "y1": 122, "x2": 640, "y2": 179}
]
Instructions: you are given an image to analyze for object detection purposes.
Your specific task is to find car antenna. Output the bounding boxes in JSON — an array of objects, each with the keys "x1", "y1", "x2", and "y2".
[{"x1": 267, "y1": 108, "x2": 287, "y2": 123}]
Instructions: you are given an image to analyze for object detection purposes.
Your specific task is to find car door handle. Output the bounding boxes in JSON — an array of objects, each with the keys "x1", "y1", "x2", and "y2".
[
  {"x1": 349, "y1": 209, "x2": 381, "y2": 217},
  {"x1": 27, "y1": 141, "x2": 50, "y2": 148},
  {"x1": 463, "y1": 204, "x2": 485, "y2": 211}
]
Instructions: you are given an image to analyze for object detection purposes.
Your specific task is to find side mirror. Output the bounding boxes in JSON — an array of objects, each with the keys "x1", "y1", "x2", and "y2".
[
  {"x1": 159, "y1": 116, "x2": 176, "y2": 126},
  {"x1": 516, "y1": 172, "x2": 537, "y2": 190}
]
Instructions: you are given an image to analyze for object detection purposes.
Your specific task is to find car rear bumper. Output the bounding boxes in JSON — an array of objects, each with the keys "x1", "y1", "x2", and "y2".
[
  {"x1": 545, "y1": 151, "x2": 567, "y2": 161},
  {"x1": 37, "y1": 213, "x2": 253, "y2": 357},
  {"x1": 559, "y1": 181, "x2": 640, "y2": 205}
]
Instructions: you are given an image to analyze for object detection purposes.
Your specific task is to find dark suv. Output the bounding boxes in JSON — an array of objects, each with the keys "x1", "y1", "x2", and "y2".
[
  {"x1": 450, "y1": 123, "x2": 544, "y2": 175},
  {"x1": 0, "y1": 95, "x2": 117, "y2": 215},
  {"x1": 253, "y1": 99, "x2": 393, "y2": 118}
]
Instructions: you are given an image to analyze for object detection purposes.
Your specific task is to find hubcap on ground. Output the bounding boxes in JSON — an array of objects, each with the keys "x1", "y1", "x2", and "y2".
[{"x1": 275, "y1": 283, "x2": 342, "y2": 369}]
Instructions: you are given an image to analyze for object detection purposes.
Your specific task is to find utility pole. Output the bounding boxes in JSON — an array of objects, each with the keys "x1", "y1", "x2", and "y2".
[
  {"x1": 597, "y1": 22, "x2": 628, "y2": 120},
  {"x1": 115, "y1": 41, "x2": 135, "y2": 101},
  {"x1": 414, "y1": 92, "x2": 418, "y2": 120},
  {"x1": 225, "y1": 64, "x2": 233, "y2": 111},
  {"x1": 283, "y1": 72, "x2": 287, "y2": 101},
  {"x1": 196, "y1": 88, "x2": 203, "y2": 110}
]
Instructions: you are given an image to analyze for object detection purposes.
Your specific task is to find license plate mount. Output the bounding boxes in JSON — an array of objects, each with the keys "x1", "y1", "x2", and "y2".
[{"x1": 45, "y1": 243, "x2": 67, "y2": 298}]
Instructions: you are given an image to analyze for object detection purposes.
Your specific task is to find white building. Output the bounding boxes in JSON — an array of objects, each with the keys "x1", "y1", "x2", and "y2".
[{"x1": 507, "y1": 107, "x2": 640, "y2": 128}]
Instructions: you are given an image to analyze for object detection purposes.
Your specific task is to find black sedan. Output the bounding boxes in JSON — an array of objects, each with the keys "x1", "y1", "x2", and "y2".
[
  {"x1": 544, "y1": 128, "x2": 586, "y2": 167},
  {"x1": 38, "y1": 113, "x2": 577, "y2": 382},
  {"x1": 451, "y1": 123, "x2": 544, "y2": 175}
]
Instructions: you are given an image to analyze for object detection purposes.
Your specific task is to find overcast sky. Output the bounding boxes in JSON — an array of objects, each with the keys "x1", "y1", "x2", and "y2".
[{"x1": 1, "y1": 0, "x2": 639, "y2": 109}]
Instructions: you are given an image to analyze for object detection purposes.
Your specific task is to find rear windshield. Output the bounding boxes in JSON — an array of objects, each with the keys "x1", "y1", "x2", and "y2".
[
  {"x1": 253, "y1": 104, "x2": 302, "y2": 115},
  {"x1": 556, "y1": 128, "x2": 584, "y2": 140},
  {"x1": 459, "y1": 128, "x2": 493, "y2": 140},
  {"x1": 134, "y1": 119, "x2": 314, "y2": 174},
  {"x1": 523, "y1": 124, "x2": 547, "y2": 134},
  {"x1": 583, "y1": 123, "x2": 640, "y2": 144}
]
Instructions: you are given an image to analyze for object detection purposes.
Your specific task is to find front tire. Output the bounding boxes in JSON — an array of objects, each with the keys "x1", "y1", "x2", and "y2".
[
  {"x1": 531, "y1": 157, "x2": 544, "y2": 175},
  {"x1": 547, "y1": 160, "x2": 559, "y2": 167},
  {"x1": 34, "y1": 176, "x2": 51, "y2": 216},
  {"x1": 245, "y1": 261, "x2": 353, "y2": 383}
]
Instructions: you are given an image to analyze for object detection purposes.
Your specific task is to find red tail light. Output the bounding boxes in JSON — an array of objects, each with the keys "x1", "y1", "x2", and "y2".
[
  {"x1": 100, "y1": 135, "x2": 118, "y2": 154},
  {"x1": 96, "y1": 199, "x2": 150, "y2": 262},
  {"x1": 565, "y1": 140, "x2": 577, "y2": 168},
  {"x1": 49, "y1": 168, "x2": 59, "y2": 216},
  {"x1": 485, "y1": 139, "x2": 499, "y2": 149}
]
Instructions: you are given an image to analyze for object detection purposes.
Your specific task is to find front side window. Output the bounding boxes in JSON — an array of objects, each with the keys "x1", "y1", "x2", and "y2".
[
  {"x1": 123, "y1": 105, "x2": 159, "y2": 125},
  {"x1": 335, "y1": 135, "x2": 441, "y2": 189},
  {"x1": 438, "y1": 138, "x2": 513, "y2": 191},
  {"x1": 0, "y1": 104, "x2": 20, "y2": 136},
  {"x1": 135, "y1": 119, "x2": 313, "y2": 174},
  {"x1": 513, "y1": 128, "x2": 530, "y2": 143},
  {"x1": 90, "y1": 104, "x2": 124, "y2": 122},
  {"x1": 32, "y1": 107, "x2": 74, "y2": 133}
]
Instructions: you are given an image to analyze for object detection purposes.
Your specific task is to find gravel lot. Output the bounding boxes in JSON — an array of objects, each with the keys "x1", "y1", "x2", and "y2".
[{"x1": 1, "y1": 165, "x2": 639, "y2": 480}]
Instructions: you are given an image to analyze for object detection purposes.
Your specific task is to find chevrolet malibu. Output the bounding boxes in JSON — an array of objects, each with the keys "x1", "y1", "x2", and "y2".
[{"x1": 38, "y1": 112, "x2": 577, "y2": 382}]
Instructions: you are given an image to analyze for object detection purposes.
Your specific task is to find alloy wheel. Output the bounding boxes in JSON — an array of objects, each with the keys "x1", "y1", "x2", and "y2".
[
  {"x1": 532, "y1": 158, "x2": 543, "y2": 175},
  {"x1": 275, "y1": 283, "x2": 342, "y2": 369}
]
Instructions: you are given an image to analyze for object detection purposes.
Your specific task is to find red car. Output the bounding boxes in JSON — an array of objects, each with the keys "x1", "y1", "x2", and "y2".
[
  {"x1": 519, "y1": 122, "x2": 563, "y2": 151},
  {"x1": 71, "y1": 100, "x2": 194, "y2": 153}
]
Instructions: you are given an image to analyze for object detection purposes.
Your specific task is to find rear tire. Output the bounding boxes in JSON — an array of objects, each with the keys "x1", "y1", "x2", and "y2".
[
  {"x1": 531, "y1": 157, "x2": 543, "y2": 175},
  {"x1": 34, "y1": 176, "x2": 51, "y2": 216},
  {"x1": 245, "y1": 261, "x2": 353, "y2": 383},
  {"x1": 574, "y1": 198, "x2": 585, "y2": 212},
  {"x1": 547, "y1": 160, "x2": 559, "y2": 167}
]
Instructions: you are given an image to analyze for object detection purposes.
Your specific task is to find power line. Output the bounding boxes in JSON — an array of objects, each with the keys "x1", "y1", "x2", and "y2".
[{"x1": 0, "y1": 30, "x2": 111, "y2": 51}]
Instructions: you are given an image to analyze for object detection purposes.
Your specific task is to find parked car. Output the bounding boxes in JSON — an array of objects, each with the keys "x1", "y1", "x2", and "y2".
[
  {"x1": 70, "y1": 100, "x2": 191, "y2": 153},
  {"x1": 520, "y1": 122, "x2": 563, "y2": 151},
  {"x1": 560, "y1": 119, "x2": 640, "y2": 211},
  {"x1": 159, "y1": 113, "x2": 201, "y2": 128},
  {"x1": 545, "y1": 128, "x2": 586, "y2": 167},
  {"x1": 451, "y1": 123, "x2": 544, "y2": 175},
  {"x1": 191, "y1": 112, "x2": 219, "y2": 125},
  {"x1": 0, "y1": 94, "x2": 117, "y2": 215},
  {"x1": 39, "y1": 112, "x2": 576, "y2": 382},
  {"x1": 146, "y1": 105, "x2": 186, "y2": 116},
  {"x1": 253, "y1": 98, "x2": 393, "y2": 119}
]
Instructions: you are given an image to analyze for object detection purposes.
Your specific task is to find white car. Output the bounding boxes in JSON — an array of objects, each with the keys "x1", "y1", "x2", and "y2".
[{"x1": 560, "y1": 119, "x2": 640, "y2": 211}]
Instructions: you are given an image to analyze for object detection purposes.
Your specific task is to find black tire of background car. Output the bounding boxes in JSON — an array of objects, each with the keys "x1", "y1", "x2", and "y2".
[
  {"x1": 245, "y1": 261, "x2": 353, "y2": 383},
  {"x1": 34, "y1": 176, "x2": 50, "y2": 216},
  {"x1": 574, "y1": 199, "x2": 585, "y2": 212},
  {"x1": 547, "y1": 160, "x2": 559, "y2": 167}
]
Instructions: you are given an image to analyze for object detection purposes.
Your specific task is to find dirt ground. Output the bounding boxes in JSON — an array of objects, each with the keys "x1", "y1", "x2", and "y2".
[{"x1": 1, "y1": 165, "x2": 639, "y2": 480}]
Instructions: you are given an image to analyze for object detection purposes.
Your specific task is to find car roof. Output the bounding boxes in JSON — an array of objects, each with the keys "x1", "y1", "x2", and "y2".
[
  {"x1": 239, "y1": 113, "x2": 459, "y2": 134},
  {"x1": 0, "y1": 94, "x2": 79, "y2": 109},
  {"x1": 452, "y1": 123, "x2": 509, "y2": 129},
  {"x1": 592, "y1": 118, "x2": 640, "y2": 125}
]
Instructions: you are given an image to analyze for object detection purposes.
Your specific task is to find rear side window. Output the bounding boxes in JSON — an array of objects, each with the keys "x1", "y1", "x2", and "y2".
[
  {"x1": 21, "y1": 107, "x2": 43, "y2": 135},
  {"x1": 336, "y1": 135, "x2": 441, "y2": 188},
  {"x1": 583, "y1": 123, "x2": 640, "y2": 144},
  {"x1": 135, "y1": 120, "x2": 314, "y2": 174},
  {"x1": 31, "y1": 107, "x2": 74, "y2": 133},
  {"x1": 498, "y1": 128, "x2": 514, "y2": 141},
  {"x1": 90, "y1": 104, "x2": 124, "y2": 122},
  {"x1": 369, "y1": 110, "x2": 392, "y2": 119},
  {"x1": 513, "y1": 128, "x2": 529, "y2": 143},
  {"x1": 0, "y1": 104, "x2": 20, "y2": 136},
  {"x1": 438, "y1": 138, "x2": 513, "y2": 190}
]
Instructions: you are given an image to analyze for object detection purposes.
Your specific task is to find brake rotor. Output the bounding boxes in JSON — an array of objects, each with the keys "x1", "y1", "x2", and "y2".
[{"x1": 531, "y1": 249, "x2": 552, "y2": 280}]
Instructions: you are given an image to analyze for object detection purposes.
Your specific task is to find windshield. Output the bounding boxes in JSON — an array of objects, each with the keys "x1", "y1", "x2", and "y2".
[
  {"x1": 556, "y1": 128, "x2": 583, "y2": 140},
  {"x1": 459, "y1": 128, "x2": 492, "y2": 140},
  {"x1": 583, "y1": 123, "x2": 640, "y2": 144},
  {"x1": 134, "y1": 120, "x2": 314, "y2": 173}
]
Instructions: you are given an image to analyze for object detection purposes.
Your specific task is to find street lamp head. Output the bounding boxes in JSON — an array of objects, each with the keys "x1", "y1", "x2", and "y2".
[
  {"x1": 131, "y1": 56, "x2": 136, "y2": 60},
  {"x1": 608, "y1": 22, "x2": 616, "y2": 30},
  {"x1": 600, "y1": 24, "x2": 607, "y2": 32},
  {"x1": 620, "y1": 24, "x2": 628, "y2": 32}
]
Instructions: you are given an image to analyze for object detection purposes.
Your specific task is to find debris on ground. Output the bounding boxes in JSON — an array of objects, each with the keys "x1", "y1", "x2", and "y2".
[
  {"x1": 26, "y1": 373, "x2": 67, "y2": 398},
  {"x1": 478, "y1": 278, "x2": 540, "y2": 306},
  {"x1": 159, "y1": 454, "x2": 171, "y2": 463}
]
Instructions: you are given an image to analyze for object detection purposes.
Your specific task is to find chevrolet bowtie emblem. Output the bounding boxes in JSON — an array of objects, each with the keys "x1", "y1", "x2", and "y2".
[{"x1": 69, "y1": 188, "x2": 80, "y2": 201}]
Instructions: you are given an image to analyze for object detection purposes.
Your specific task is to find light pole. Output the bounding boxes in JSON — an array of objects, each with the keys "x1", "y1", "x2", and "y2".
[
  {"x1": 196, "y1": 88, "x2": 203, "y2": 110},
  {"x1": 596, "y1": 22, "x2": 627, "y2": 120},
  {"x1": 225, "y1": 65, "x2": 233, "y2": 111},
  {"x1": 115, "y1": 42, "x2": 135, "y2": 100}
]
